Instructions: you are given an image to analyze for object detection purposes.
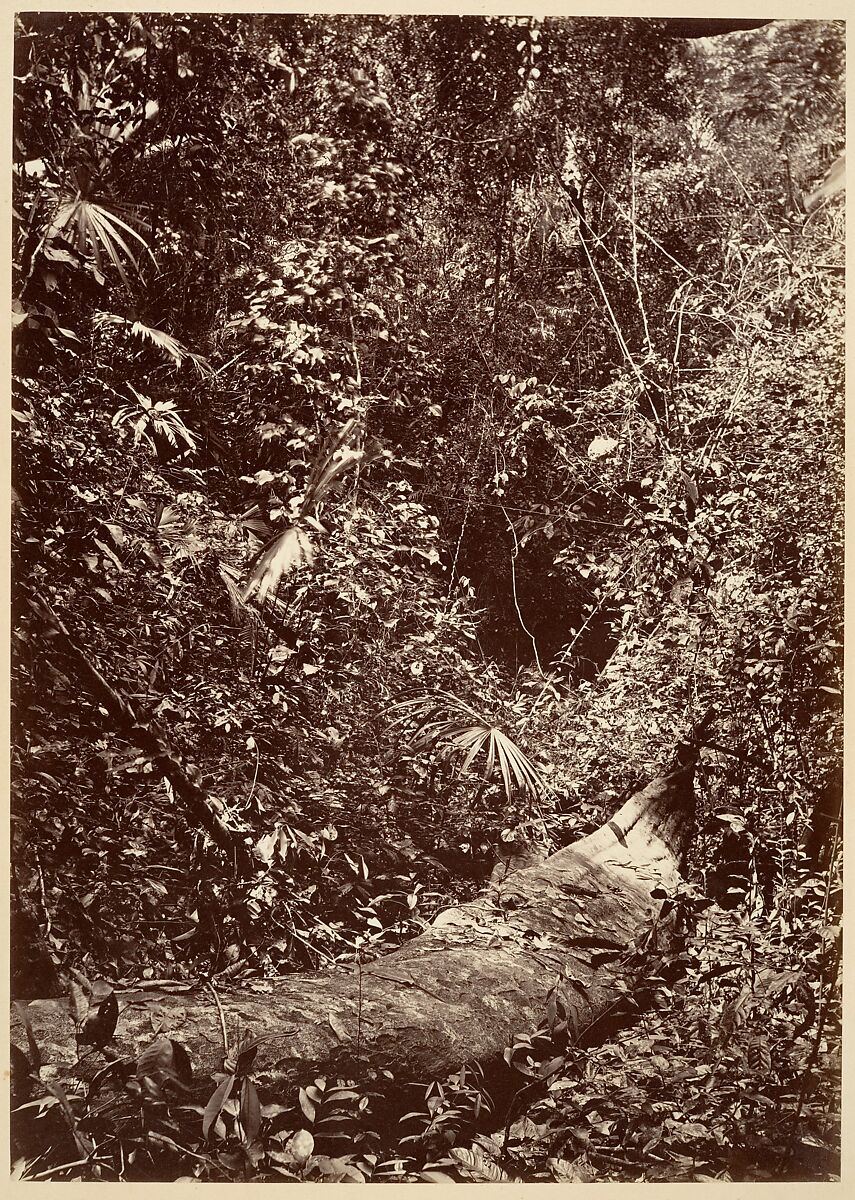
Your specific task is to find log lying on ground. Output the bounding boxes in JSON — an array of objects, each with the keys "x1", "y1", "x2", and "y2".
[{"x1": 13, "y1": 746, "x2": 700, "y2": 1111}]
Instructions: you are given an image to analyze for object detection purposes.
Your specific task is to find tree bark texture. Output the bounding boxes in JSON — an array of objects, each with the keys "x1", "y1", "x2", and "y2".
[{"x1": 13, "y1": 749, "x2": 699, "y2": 1112}]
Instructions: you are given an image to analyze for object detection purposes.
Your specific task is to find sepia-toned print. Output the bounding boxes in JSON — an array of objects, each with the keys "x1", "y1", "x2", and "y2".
[{"x1": 10, "y1": 11, "x2": 843, "y2": 1183}]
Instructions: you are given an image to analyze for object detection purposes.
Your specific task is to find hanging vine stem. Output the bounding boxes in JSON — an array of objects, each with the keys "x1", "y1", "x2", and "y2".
[
  {"x1": 518, "y1": 564, "x2": 634, "y2": 731},
  {"x1": 669, "y1": 278, "x2": 694, "y2": 376},
  {"x1": 630, "y1": 138, "x2": 652, "y2": 353},
  {"x1": 500, "y1": 502, "x2": 543, "y2": 677},
  {"x1": 355, "y1": 946, "x2": 364, "y2": 1060},
  {"x1": 446, "y1": 386, "x2": 485, "y2": 605},
  {"x1": 34, "y1": 847, "x2": 52, "y2": 941},
  {"x1": 576, "y1": 220, "x2": 645, "y2": 391},
  {"x1": 491, "y1": 182, "x2": 509, "y2": 351},
  {"x1": 246, "y1": 737, "x2": 261, "y2": 808}
]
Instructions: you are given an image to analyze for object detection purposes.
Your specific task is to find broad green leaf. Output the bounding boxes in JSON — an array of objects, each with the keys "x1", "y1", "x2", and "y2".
[
  {"x1": 450, "y1": 1145, "x2": 509, "y2": 1181},
  {"x1": 240, "y1": 1077, "x2": 262, "y2": 1143},
  {"x1": 202, "y1": 1073, "x2": 235, "y2": 1139},
  {"x1": 136, "y1": 1037, "x2": 175, "y2": 1079},
  {"x1": 286, "y1": 1127, "x2": 314, "y2": 1163},
  {"x1": 298, "y1": 1085, "x2": 316, "y2": 1122}
]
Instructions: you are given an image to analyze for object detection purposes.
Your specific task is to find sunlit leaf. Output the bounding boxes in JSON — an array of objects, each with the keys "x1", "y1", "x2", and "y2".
[
  {"x1": 391, "y1": 693, "x2": 544, "y2": 804},
  {"x1": 587, "y1": 435, "x2": 619, "y2": 459},
  {"x1": 286, "y1": 1128, "x2": 314, "y2": 1163},
  {"x1": 68, "y1": 979, "x2": 89, "y2": 1027},
  {"x1": 49, "y1": 195, "x2": 154, "y2": 290},
  {"x1": 450, "y1": 1145, "x2": 510, "y2": 1181},
  {"x1": 242, "y1": 527, "x2": 314, "y2": 603},
  {"x1": 298, "y1": 1085, "x2": 317, "y2": 1122}
]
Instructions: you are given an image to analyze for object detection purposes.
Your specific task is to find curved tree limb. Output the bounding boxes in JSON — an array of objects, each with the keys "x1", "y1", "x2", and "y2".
[{"x1": 29, "y1": 595, "x2": 248, "y2": 857}]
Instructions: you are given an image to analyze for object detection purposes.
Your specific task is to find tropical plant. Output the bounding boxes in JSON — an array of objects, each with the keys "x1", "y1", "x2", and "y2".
[
  {"x1": 242, "y1": 418, "x2": 371, "y2": 603},
  {"x1": 47, "y1": 183, "x2": 154, "y2": 291},
  {"x1": 9, "y1": 11, "x2": 843, "y2": 1183},
  {"x1": 93, "y1": 312, "x2": 212, "y2": 375},
  {"x1": 391, "y1": 692, "x2": 545, "y2": 806},
  {"x1": 111, "y1": 385, "x2": 197, "y2": 455}
]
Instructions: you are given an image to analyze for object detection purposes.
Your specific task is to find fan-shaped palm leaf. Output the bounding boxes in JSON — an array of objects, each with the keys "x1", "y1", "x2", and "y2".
[
  {"x1": 49, "y1": 196, "x2": 154, "y2": 289},
  {"x1": 153, "y1": 503, "x2": 205, "y2": 564},
  {"x1": 242, "y1": 527, "x2": 315, "y2": 604},
  {"x1": 218, "y1": 562, "x2": 254, "y2": 624},
  {"x1": 391, "y1": 693, "x2": 544, "y2": 804}
]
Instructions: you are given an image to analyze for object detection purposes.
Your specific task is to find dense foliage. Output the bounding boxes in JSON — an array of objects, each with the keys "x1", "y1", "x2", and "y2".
[{"x1": 11, "y1": 13, "x2": 843, "y2": 1183}]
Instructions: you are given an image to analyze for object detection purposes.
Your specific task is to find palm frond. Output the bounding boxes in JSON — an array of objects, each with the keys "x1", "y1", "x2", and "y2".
[
  {"x1": 300, "y1": 417, "x2": 363, "y2": 514},
  {"x1": 94, "y1": 312, "x2": 211, "y2": 376},
  {"x1": 218, "y1": 562, "x2": 253, "y2": 624},
  {"x1": 154, "y1": 503, "x2": 205, "y2": 564},
  {"x1": 111, "y1": 386, "x2": 196, "y2": 454},
  {"x1": 391, "y1": 693, "x2": 544, "y2": 803},
  {"x1": 241, "y1": 419, "x2": 374, "y2": 606},
  {"x1": 493, "y1": 729, "x2": 543, "y2": 793},
  {"x1": 49, "y1": 197, "x2": 155, "y2": 289},
  {"x1": 456, "y1": 727, "x2": 491, "y2": 773},
  {"x1": 242, "y1": 527, "x2": 315, "y2": 604},
  {"x1": 132, "y1": 321, "x2": 187, "y2": 365}
]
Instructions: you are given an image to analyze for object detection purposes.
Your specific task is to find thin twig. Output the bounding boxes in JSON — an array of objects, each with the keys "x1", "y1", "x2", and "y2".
[
  {"x1": 670, "y1": 280, "x2": 693, "y2": 375},
  {"x1": 28, "y1": 1158, "x2": 98, "y2": 1181},
  {"x1": 355, "y1": 949, "x2": 363, "y2": 1059},
  {"x1": 446, "y1": 386, "x2": 484, "y2": 604},
  {"x1": 776, "y1": 942, "x2": 841, "y2": 1174},
  {"x1": 363, "y1": 971, "x2": 448, "y2": 1004},
  {"x1": 583, "y1": 162, "x2": 724, "y2": 288},
  {"x1": 111, "y1": 459, "x2": 136, "y2": 520},
  {"x1": 34, "y1": 847, "x2": 52, "y2": 939},
  {"x1": 576, "y1": 222, "x2": 644, "y2": 389},
  {"x1": 209, "y1": 350, "x2": 246, "y2": 379},
  {"x1": 717, "y1": 149, "x2": 794, "y2": 265}
]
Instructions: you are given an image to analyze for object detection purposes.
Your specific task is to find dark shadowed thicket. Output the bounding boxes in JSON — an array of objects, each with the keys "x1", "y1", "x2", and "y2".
[{"x1": 11, "y1": 13, "x2": 843, "y2": 1183}]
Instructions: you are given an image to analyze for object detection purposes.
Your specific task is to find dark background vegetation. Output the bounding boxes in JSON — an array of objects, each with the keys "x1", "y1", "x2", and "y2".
[{"x1": 11, "y1": 12, "x2": 843, "y2": 1183}]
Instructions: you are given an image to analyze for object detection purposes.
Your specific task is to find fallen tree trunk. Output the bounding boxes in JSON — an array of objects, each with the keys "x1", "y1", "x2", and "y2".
[{"x1": 13, "y1": 742, "x2": 701, "y2": 1115}]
